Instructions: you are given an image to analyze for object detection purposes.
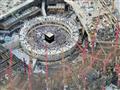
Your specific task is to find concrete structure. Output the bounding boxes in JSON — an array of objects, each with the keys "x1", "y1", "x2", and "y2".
[
  {"x1": 0, "y1": 0, "x2": 34, "y2": 19},
  {"x1": 0, "y1": 0, "x2": 120, "y2": 90},
  {"x1": 47, "y1": 3, "x2": 65, "y2": 13},
  {"x1": 19, "y1": 16, "x2": 79, "y2": 61}
]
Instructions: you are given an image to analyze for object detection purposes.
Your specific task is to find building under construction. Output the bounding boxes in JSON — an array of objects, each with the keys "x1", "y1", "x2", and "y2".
[{"x1": 0, "y1": 0, "x2": 120, "y2": 90}]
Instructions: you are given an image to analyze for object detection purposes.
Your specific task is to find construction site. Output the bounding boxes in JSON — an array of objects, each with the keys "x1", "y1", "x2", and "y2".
[{"x1": 0, "y1": 0, "x2": 120, "y2": 90}]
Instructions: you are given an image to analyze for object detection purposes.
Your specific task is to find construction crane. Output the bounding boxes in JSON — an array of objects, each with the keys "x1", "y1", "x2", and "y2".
[
  {"x1": 64, "y1": 0, "x2": 92, "y2": 42},
  {"x1": 61, "y1": 48, "x2": 67, "y2": 90},
  {"x1": 64, "y1": 0, "x2": 103, "y2": 42},
  {"x1": 64, "y1": 0, "x2": 117, "y2": 45}
]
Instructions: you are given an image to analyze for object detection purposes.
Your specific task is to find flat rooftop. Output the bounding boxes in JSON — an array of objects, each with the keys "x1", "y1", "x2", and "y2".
[{"x1": 0, "y1": 0, "x2": 34, "y2": 19}]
